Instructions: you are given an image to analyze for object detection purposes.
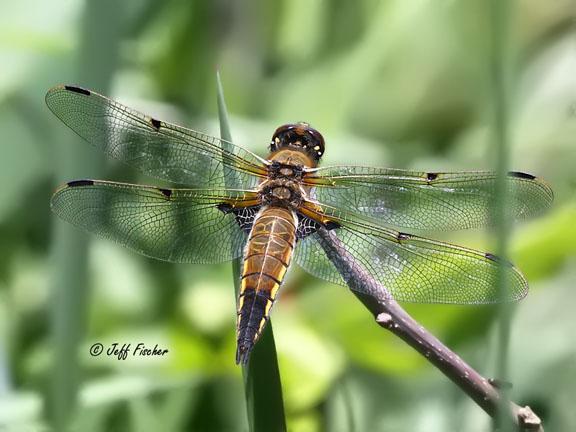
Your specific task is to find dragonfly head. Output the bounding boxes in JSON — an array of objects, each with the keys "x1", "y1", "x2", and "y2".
[{"x1": 270, "y1": 122, "x2": 325, "y2": 164}]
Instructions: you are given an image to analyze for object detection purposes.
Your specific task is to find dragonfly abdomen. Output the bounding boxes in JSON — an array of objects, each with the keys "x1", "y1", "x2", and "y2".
[{"x1": 236, "y1": 206, "x2": 297, "y2": 364}]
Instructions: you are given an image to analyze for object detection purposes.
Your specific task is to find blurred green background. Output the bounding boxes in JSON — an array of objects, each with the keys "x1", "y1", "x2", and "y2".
[{"x1": 0, "y1": 0, "x2": 575, "y2": 431}]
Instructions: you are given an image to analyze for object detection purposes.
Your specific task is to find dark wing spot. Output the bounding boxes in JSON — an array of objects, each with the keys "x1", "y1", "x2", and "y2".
[
  {"x1": 67, "y1": 179, "x2": 94, "y2": 187},
  {"x1": 397, "y1": 232, "x2": 411, "y2": 241},
  {"x1": 64, "y1": 85, "x2": 91, "y2": 96},
  {"x1": 324, "y1": 220, "x2": 341, "y2": 230},
  {"x1": 217, "y1": 203, "x2": 233, "y2": 213},
  {"x1": 150, "y1": 118, "x2": 161, "y2": 129},
  {"x1": 485, "y1": 253, "x2": 514, "y2": 267},
  {"x1": 508, "y1": 171, "x2": 535, "y2": 180},
  {"x1": 159, "y1": 188, "x2": 172, "y2": 198},
  {"x1": 426, "y1": 172, "x2": 438, "y2": 181},
  {"x1": 484, "y1": 252, "x2": 498, "y2": 262}
]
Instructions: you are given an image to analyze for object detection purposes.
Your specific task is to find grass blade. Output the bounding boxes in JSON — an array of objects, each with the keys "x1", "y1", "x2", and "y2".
[
  {"x1": 489, "y1": 0, "x2": 516, "y2": 430},
  {"x1": 216, "y1": 71, "x2": 287, "y2": 432}
]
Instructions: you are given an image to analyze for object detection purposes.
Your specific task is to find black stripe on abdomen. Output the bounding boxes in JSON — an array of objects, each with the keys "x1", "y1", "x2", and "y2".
[{"x1": 237, "y1": 288, "x2": 272, "y2": 341}]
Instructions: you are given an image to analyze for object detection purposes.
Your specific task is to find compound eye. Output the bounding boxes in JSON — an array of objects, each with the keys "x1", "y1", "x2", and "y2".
[{"x1": 270, "y1": 136, "x2": 281, "y2": 150}]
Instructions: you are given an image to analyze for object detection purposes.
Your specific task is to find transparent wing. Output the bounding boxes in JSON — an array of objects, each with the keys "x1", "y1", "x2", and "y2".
[
  {"x1": 294, "y1": 215, "x2": 527, "y2": 304},
  {"x1": 46, "y1": 85, "x2": 268, "y2": 189},
  {"x1": 51, "y1": 180, "x2": 259, "y2": 263},
  {"x1": 303, "y1": 167, "x2": 553, "y2": 230}
]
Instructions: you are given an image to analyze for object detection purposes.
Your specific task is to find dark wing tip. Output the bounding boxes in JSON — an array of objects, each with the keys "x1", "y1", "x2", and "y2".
[
  {"x1": 67, "y1": 179, "x2": 95, "y2": 188},
  {"x1": 508, "y1": 171, "x2": 554, "y2": 215},
  {"x1": 484, "y1": 253, "x2": 529, "y2": 302},
  {"x1": 63, "y1": 85, "x2": 91, "y2": 96},
  {"x1": 46, "y1": 85, "x2": 91, "y2": 107},
  {"x1": 507, "y1": 171, "x2": 554, "y2": 211},
  {"x1": 51, "y1": 179, "x2": 96, "y2": 206},
  {"x1": 507, "y1": 171, "x2": 535, "y2": 180},
  {"x1": 484, "y1": 252, "x2": 514, "y2": 267}
]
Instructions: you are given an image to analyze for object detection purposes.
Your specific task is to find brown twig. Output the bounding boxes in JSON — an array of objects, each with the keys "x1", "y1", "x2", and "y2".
[{"x1": 316, "y1": 228, "x2": 543, "y2": 432}]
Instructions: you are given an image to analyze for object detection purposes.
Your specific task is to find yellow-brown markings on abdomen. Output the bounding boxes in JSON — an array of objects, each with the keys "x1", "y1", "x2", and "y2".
[{"x1": 235, "y1": 206, "x2": 297, "y2": 364}]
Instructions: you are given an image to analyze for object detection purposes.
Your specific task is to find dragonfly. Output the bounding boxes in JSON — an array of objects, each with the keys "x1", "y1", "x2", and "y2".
[{"x1": 47, "y1": 85, "x2": 553, "y2": 365}]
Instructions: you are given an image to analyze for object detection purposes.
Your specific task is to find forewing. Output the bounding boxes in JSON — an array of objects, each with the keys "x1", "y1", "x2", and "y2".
[
  {"x1": 304, "y1": 167, "x2": 553, "y2": 230},
  {"x1": 51, "y1": 180, "x2": 257, "y2": 263},
  {"x1": 46, "y1": 85, "x2": 268, "y2": 189},
  {"x1": 294, "y1": 219, "x2": 527, "y2": 304}
]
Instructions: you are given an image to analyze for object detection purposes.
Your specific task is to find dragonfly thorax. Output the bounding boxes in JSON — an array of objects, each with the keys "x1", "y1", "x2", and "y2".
[
  {"x1": 268, "y1": 161, "x2": 304, "y2": 180},
  {"x1": 259, "y1": 178, "x2": 304, "y2": 208}
]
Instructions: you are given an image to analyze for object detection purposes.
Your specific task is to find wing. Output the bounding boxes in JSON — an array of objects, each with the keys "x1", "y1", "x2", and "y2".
[
  {"x1": 51, "y1": 180, "x2": 260, "y2": 263},
  {"x1": 294, "y1": 208, "x2": 527, "y2": 304},
  {"x1": 45, "y1": 85, "x2": 268, "y2": 189},
  {"x1": 303, "y1": 167, "x2": 553, "y2": 230}
]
